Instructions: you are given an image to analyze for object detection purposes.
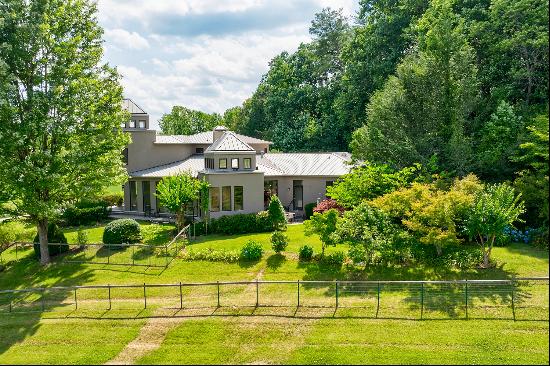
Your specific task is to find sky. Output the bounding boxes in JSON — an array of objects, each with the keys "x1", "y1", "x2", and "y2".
[{"x1": 97, "y1": 0, "x2": 359, "y2": 130}]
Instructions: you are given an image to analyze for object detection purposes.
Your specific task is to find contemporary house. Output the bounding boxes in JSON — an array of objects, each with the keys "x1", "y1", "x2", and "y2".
[{"x1": 121, "y1": 99, "x2": 352, "y2": 219}]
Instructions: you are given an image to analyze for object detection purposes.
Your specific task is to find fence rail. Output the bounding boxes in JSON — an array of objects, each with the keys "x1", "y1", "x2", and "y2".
[
  {"x1": 5, "y1": 225, "x2": 189, "y2": 268},
  {"x1": 0, "y1": 277, "x2": 547, "y2": 320}
]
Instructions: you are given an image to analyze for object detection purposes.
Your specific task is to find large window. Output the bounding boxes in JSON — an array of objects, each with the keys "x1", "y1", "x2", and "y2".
[
  {"x1": 231, "y1": 158, "x2": 239, "y2": 170},
  {"x1": 210, "y1": 187, "x2": 220, "y2": 212},
  {"x1": 142, "y1": 181, "x2": 151, "y2": 213},
  {"x1": 222, "y1": 186, "x2": 231, "y2": 211},
  {"x1": 219, "y1": 158, "x2": 227, "y2": 169},
  {"x1": 205, "y1": 158, "x2": 214, "y2": 169},
  {"x1": 129, "y1": 181, "x2": 137, "y2": 211},
  {"x1": 234, "y1": 186, "x2": 243, "y2": 211},
  {"x1": 122, "y1": 148, "x2": 128, "y2": 165},
  {"x1": 264, "y1": 180, "x2": 278, "y2": 208},
  {"x1": 155, "y1": 181, "x2": 168, "y2": 213},
  {"x1": 243, "y1": 158, "x2": 251, "y2": 169}
]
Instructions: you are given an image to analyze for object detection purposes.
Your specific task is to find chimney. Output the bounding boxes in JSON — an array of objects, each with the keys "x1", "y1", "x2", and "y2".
[{"x1": 213, "y1": 125, "x2": 228, "y2": 142}]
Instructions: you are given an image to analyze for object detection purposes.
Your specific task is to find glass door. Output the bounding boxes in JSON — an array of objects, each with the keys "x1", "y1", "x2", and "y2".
[{"x1": 293, "y1": 180, "x2": 303, "y2": 210}]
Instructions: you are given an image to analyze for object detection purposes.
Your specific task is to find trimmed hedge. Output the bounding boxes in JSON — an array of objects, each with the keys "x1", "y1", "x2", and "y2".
[
  {"x1": 62, "y1": 198, "x2": 111, "y2": 226},
  {"x1": 102, "y1": 219, "x2": 142, "y2": 244},
  {"x1": 33, "y1": 224, "x2": 69, "y2": 258},
  {"x1": 190, "y1": 211, "x2": 273, "y2": 236},
  {"x1": 101, "y1": 193, "x2": 124, "y2": 207}
]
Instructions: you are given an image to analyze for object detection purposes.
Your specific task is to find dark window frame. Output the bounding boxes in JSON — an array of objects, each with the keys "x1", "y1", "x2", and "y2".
[
  {"x1": 231, "y1": 158, "x2": 239, "y2": 170},
  {"x1": 210, "y1": 187, "x2": 220, "y2": 212},
  {"x1": 219, "y1": 158, "x2": 227, "y2": 169},
  {"x1": 243, "y1": 158, "x2": 251, "y2": 169}
]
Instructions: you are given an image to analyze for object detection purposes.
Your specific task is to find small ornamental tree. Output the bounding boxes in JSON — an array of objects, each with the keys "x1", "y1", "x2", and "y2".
[
  {"x1": 271, "y1": 231, "x2": 288, "y2": 253},
  {"x1": 268, "y1": 195, "x2": 286, "y2": 231},
  {"x1": 304, "y1": 209, "x2": 339, "y2": 256},
  {"x1": 313, "y1": 199, "x2": 345, "y2": 215},
  {"x1": 155, "y1": 172, "x2": 210, "y2": 229},
  {"x1": 464, "y1": 184, "x2": 524, "y2": 268}
]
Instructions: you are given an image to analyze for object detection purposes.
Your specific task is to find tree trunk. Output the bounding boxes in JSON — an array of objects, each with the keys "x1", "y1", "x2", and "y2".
[
  {"x1": 37, "y1": 219, "x2": 50, "y2": 265},
  {"x1": 436, "y1": 245, "x2": 443, "y2": 257},
  {"x1": 482, "y1": 250, "x2": 490, "y2": 268}
]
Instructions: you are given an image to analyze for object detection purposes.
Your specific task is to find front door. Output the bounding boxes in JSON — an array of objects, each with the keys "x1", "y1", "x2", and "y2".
[{"x1": 293, "y1": 180, "x2": 303, "y2": 211}]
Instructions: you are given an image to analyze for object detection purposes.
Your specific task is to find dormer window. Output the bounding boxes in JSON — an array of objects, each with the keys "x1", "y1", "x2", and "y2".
[
  {"x1": 121, "y1": 122, "x2": 126, "y2": 128},
  {"x1": 138, "y1": 120, "x2": 146, "y2": 128},
  {"x1": 129, "y1": 120, "x2": 136, "y2": 128},
  {"x1": 231, "y1": 158, "x2": 239, "y2": 170},
  {"x1": 244, "y1": 158, "x2": 251, "y2": 169},
  {"x1": 219, "y1": 158, "x2": 227, "y2": 169}
]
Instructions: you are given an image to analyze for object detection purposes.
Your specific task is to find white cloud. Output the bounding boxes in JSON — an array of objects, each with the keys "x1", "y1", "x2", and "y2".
[
  {"x1": 98, "y1": 0, "x2": 360, "y2": 130},
  {"x1": 104, "y1": 29, "x2": 150, "y2": 50}
]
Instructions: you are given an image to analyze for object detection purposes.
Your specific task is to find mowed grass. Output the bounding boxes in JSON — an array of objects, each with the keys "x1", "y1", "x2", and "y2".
[
  {"x1": 0, "y1": 314, "x2": 146, "y2": 365},
  {"x1": 0, "y1": 221, "x2": 548, "y2": 364},
  {"x1": 137, "y1": 316, "x2": 549, "y2": 365}
]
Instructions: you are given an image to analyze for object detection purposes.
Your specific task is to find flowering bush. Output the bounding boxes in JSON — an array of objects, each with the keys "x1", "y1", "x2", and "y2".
[
  {"x1": 498, "y1": 226, "x2": 542, "y2": 246},
  {"x1": 313, "y1": 199, "x2": 345, "y2": 215}
]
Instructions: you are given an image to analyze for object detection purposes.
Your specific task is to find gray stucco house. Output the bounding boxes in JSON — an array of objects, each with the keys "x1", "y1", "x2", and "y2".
[{"x1": 121, "y1": 99, "x2": 352, "y2": 219}]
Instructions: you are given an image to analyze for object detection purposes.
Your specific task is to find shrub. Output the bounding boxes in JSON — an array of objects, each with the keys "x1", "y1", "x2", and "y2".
[
  {"x1": 313, "y1": 199, "x2": 345, "y2": 215},
  {"x1": 183, "y1": 248, "x2": 240, "y2": 262},
  {"x1": 298, "y1": 245, "x2": 314, "y2": 261},
  {"x1": 271, "y1": 231, "x2": 288, "y2": 253},
  {"x1": 240, "y1": 240, "x2": 263, "y2": 261},
  {"x1": 268, "y1": 195, "x2": 287, "y2": 230},
  {"x1": 33, "y1": 224, "x2": 69, "y2": 258},
  {"x1": 102, "y1": 219, "x2": 142, "y2": 244},
  {"x1": 304, "y1": 202, "x2": 316, "y2": 220},
  {"x1": 76, "y1": 229, "x2": 88, "y2": 247},
  {"x1": 62, "y1": 198, "x2": 111, "y2": 226},
  {"x1": 321, "y1": 250, "x2": 346, "y2": 266},
  {"x1": 101, "y1": 193, "x2": 123, "y2": 207}
]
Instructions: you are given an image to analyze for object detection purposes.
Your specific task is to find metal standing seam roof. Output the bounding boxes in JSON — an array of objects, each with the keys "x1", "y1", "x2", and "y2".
[
  {"x1": 129, "y1": 152, "x2": 352, "y2": 178},
  {"x1": 205, "y1": 132, "x2": 255, "y2": 152},
  {"x1": 258, "y1": 153, "x2": 352, "y2": 176},
  {"x1": 155, "y1": 131, "x2": 272, "y2": 145},
  {"x1": 122, "y1": 99, "x2": 147, "y2": 114}
]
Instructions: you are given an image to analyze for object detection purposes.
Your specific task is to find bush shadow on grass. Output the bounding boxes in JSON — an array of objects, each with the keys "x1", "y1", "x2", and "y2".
[{"x1": 266, "y1": 254, "x2": 286, "y2": 271}]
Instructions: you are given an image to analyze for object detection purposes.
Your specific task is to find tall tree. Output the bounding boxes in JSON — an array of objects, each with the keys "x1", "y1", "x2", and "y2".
[
  {"x1": 335, "y1": 0, "x2": 429, "y2": 140},
  {"x1": 351, "y1": 0, "x2": 478, "y2": 174},
  {"x1": 159, "y1": 106, "x2": 222, "y2": 136},
  {"x1": 0, "y1": 0, "x2": 130, "y2": 264}
]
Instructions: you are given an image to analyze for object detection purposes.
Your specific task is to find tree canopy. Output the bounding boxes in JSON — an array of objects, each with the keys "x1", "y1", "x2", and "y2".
[
  {"x1": 0, "y1": 0, "x2": 130, "y2": 264},
  {"x1": 159, "y1": 105, "x2": 223, "y2": 136}
]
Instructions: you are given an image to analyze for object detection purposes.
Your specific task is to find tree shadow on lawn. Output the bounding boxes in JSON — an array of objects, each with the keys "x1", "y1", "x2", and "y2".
[
  {"x1": 296, "y1": 258, "x2": 527, "y2": 318},
  {"x1": 0, "y1": 252, "x2": 95, "y2": 356}
]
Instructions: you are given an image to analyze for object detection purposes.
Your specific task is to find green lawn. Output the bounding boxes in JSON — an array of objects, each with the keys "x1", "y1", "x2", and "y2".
[{"x1": 0, "y1": 221, "x2": 548, "y2": 364}]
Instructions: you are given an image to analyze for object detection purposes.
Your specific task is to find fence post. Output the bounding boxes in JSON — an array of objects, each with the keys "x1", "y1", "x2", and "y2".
[
  {"x1": 376, "y1": 281, "x2": 380, "y2": 318},
  {"x1": 511, "y1": 277, "x2": 516, "y2": 321},
  {"x1": 465, "y1": 280, "x2": 468, "y2": 320},
  {"x1": 420, "y1": 283, "x2": 424, "y2": 320},
  {"x1": 108, "y1": 284, "x2": 111, "y2": 310},
  {"x1": 217, "y1": 281, "x2": 220, "y2": 308},
  {"x1": 74, "y1": 288, "x2": 78, "y2": 310},
  {"x1": 255, "y1": 279, "x2": 259, "y2": 307},
  {"x1": 179, "y1": 282, "x2": 183, "y2": 309},
  {"x1": 144, "y1": 283, "x2": 147, "y2": 309},
  {"x1": 335, "y1": 281, "x2": 339, "y2": 308},
  {"x1": 41, "y1": 289, "x2": 46, "y2": 312},
  {"x1": 297, "y1": 280, "x2": 300, "y2": 307}
]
